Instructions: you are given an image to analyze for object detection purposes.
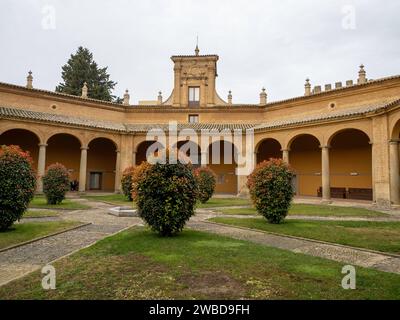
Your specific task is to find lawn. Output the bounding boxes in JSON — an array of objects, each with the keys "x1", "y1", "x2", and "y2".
[
  {"x1": 0, "y1": 227, "x2": 399, "y2": 299},
  {"x1": 196, "y1": 197, "x2": 251, "y2": 208},
  {"x1": 0, "y1": 221, "x2": 82, "y2": 250},
  {"x1": 209, "y1": 217, "x2": 400, "y2": 254},
  {"x1": 83, "y1": 194, "x2": 135, "y2": 207},
  {"x1": 29, "y1": 196, "x2": 90, "y2": 210},
  {"x1": 216, "y1": 204, "x2": 389, "y2": 218},
  {"x1": 23, "y1": 210, "x2": 59, "y2": 218}
]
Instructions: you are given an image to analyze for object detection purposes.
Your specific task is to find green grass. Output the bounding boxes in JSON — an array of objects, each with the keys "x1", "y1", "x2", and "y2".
[
  {"x1": 83, "y1": 194, "x2": 135, "y2": 207},
  {"x1": 210, "y1": 217, "x2": 400, "y2": 254},
  {"x1": 0, "y1": 227, "x2": 399, "y2": 299},
  {"x1": 197, "y1": 197, "x2": 251, "y2": 208},
  {"x1": 29, "y1": 196, "x2": 90, "y2": 210},
  {"x1": 23, "y1": 210, "x2": 59, "y2": 218},
  {"x1": 0, "y1": 221, "x2": 82, "y2": 249},
  {"x1": 216, "y1": 204, "x2": 389, "y2": 217}
]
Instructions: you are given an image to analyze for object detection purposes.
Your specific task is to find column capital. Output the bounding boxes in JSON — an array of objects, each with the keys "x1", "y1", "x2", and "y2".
[
  {"x1": 80, "y1": 146, "x2": 89, "y2": 151},
  {"x1": 319, "y1": 145, "x2": 331, "y2": 149},
  {"x1": 38, "y1": 143, "x2": 48, "y2": 148},
  {"x1": 116, "y1": 149, "x2": 121, "y2": 153},
  {"x1": 281, "y1": 148, "x2": 290, "y2": 152},
  {"x1": 389, "y1": 139, "x2": 400, "y2": 145}
]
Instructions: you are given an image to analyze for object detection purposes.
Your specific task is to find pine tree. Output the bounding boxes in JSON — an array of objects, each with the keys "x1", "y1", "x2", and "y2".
[{"x1": 56, "y1": 47, "x2": 117, "y2": 102}]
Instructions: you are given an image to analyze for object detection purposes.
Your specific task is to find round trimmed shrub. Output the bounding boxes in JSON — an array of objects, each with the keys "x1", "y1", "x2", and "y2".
[
  {"x1": 0, "y1": 145, "x2": 36, "y2": 231},
  {"x1": 135, "y1": 161, "x2": 198, "y2": 236},
  {"x1": 121, "y1": 166, "x2": 135, "y2": 201},
  {"x1": 194, "y1": 166, "x2": 216, "y2": 203},
  {"x1": 42, "y1": 163, "x2": 70, "y2": 205},
  {"x1": 247, "y1": 159, "x2": 294, "y2": 224}
]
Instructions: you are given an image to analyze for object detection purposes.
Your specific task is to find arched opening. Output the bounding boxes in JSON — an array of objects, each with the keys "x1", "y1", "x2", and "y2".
[
  {"x1": 207, "y1": 140, "x2": 238, "y2": 194},
  {"x1": 289, "y1": 134, "x2": 321, "y2": 196},
  {"x1": 0, "y1": 129, "x2": 40, "y2": 170},
  {"x1": 87, "y1": 138, "x2": 117, "y2": 191},
  {"x1": 174, "y1": 140, "x2": 201, "y2": 166},
  {"x1": 256, "y1": 138, "x2": 282, "y2": 164},
  {"x1": 330, "y1": 129, "x2": 372, "y2": 200},
  {"x1": 135, "y1": 141, "x2": 165, "y2": 165},
  {"x1": 46, "y1": 133, "x2": 81, "y2": 186}
]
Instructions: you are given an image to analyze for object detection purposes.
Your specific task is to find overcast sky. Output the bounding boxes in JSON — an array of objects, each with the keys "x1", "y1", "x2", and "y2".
[{"x1": 1, "y1": 0, "x2": 399, "y2": 104}]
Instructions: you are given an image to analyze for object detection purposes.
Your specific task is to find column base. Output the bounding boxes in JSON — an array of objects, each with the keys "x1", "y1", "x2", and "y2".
[{"x1": 321, "y1": 199, "x2": 332, "y2": 205}]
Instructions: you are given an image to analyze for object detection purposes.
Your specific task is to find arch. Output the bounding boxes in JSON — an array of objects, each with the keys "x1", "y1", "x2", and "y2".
[
  {"x1": 172, "y1": 140, "x2": 201, "y2": 165},
  {"x1": 255, "y1": 138, "x2": 282, "y2": 164},
  {"x1": 390, "y1": 117, "x2": 400, "y2": 140},
  {"x1": 135, "y1": 140, "x2": 165, "y2": 165},
  {"x1": 329, "y1": 128, "x2": 372, "y2": 200},
  {"x1": 87, "y1": 137, "x2": 117, "y2": 191},
  {"x1": 206, "y1": 140, "x2": 238, "y2": 194},
  {"x1": 287, "y1": 133, "x2": 322, "y2": 150},
  {"x1": 87, "y1": 135, "x2": 119, "y2": 151},
  {"x1": 0, "y1": 128, "x2": 41, "y2": 170},
  {"x1": 46, "y1": 131, "x2": 83, "y2": 147},
  {"x1": 327, "y1": 127, "x2": 371, "y2": 146},
  {"x1": 46, "y1": 133, "x2": 82, "y2": 183},
  {"x1": 289, "y1": 134, "x2": 321, "y2": 196}
]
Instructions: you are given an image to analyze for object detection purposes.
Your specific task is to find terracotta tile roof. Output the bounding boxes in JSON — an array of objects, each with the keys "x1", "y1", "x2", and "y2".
[
  {"x1": 254, "y1": 99, "x2": 400, "y2": 131},
  {"x1": 1, "y1": 99, "x2": 399, "y2": 134}
]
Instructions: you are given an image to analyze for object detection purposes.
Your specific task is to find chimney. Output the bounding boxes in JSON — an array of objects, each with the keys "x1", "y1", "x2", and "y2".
[
  {"x1": 304, "y1": 79, "x2": 311, "y2": 96},
  {"x1": 313, "y1": 85, "x2": 321, "y2": 94},
  {"x1": 227, "y1": 90, "x2": 232, "y2": 105},
  {"x1": 81, "y1": 82, "x2": 88, "y2": 98},
  {"x1": 26, "y1": 71, "x2": 33, "y2": 89},
  {"x1": 346, "y1": 80, "x2": 354, "y2": 86},
  {"x1": 157, "y1": 91, "x2": 163, "y2": 105},
  {"x1": 335, "y1": 82, "x2": 342, "y2": 89},
  {"x1": 259, "y1": 87, "x2": 267, "y2": 105},
  {"x1": 358, "y1": 64, "x2": 367, "y2": 84},
  {"x1": 325, "y1": 84, "x2": 332, "y2": 91},
  {"x1": 123, "y1": 89, "x2": 130, "y2": 105}
]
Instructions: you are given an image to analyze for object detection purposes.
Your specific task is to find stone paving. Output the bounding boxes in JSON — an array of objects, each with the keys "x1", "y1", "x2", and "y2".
[
  {"x1": 1, "y1": 199, "x2": 400, "y2": 288},
  {"x1": 0, "y1": 200, "x2": 142, "y2": 286}
]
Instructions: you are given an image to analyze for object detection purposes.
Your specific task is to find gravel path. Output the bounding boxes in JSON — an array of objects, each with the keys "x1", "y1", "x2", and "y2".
[{"x1": 0, "y1": 200, "x2": 142, "y2": 286}]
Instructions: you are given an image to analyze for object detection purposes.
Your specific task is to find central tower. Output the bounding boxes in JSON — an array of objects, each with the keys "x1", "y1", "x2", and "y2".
[{"x1": 170, "y1": 47, "x2": 220, "y2": 107}]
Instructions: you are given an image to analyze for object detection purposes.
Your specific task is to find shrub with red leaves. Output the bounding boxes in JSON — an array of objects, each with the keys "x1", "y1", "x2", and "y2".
[
  {"x1": 194, "y1": 166, "x2": 217, "y2": 203},
  {"x1": 42, "y1": 163, "x2": 70, "y2": 205},
  {"x1": 0, "y1": 145, "x2": 36, "y2": 230},
  {"x1": 247, "y1": 159, "x2": 294, "y2": 224}
]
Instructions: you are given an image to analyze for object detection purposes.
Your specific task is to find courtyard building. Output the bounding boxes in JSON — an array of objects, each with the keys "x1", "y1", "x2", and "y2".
[{"x1": 1, "y1": 47, "x2": 400, "y2": 208}]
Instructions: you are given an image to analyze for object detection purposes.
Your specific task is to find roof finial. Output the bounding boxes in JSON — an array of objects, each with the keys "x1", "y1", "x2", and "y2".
[
  {"x1": 195, "y1": 35, "x2": 199, "y2": 56},
  {"x1": 81, "y1": 81, "x2": 88, "y2": 98},
  {"x1": 26, "y1": 70, "x2": 33, "y2": 89}
]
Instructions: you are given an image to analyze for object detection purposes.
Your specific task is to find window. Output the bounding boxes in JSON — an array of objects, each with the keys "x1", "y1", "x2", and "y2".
[
  {"x1": 188, "y1": 114, "x2": 199, "y2": 123},
  {"x1": 188, "y1": 87, "x2": 200, "y2": 107}
]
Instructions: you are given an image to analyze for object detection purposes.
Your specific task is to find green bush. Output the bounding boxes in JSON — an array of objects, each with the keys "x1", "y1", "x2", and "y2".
[
  {"x1": 42, "y1": 163, "x2": 70, "y2": 205},
  {"x1": 0, "y1": 145, "x2": 36, "y2": 231},
  {"x1": 135, "y1": 161, "x2": 198, "y2": 236},
  {"x1": 247, "y1": 159, "x2": 294, "y2": 224},
  {"x1": 194, "y1": 166, "x2": 216, "y2": 203},
  {"x1": 121, "y1": 166, "x2": 135, "y2": 201}
]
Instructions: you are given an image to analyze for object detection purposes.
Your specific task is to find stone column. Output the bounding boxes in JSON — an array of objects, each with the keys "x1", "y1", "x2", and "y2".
[
  {"x1": 282, "y1": 149, "x2": 290, "y2": 164},
  {"x1": 132, "y1": 151, "x2": 137, "y2": 167},
  {"x1": 114, "y1": 150, "x2": 121, "y2": 193},
  {"x1": 36, "y1": 143, "x2": 47, "y2": 193},
  {"x1": 201, "y1": 152, "x2": 208, "y2": 167},
  {"x1": 389, "y1": 140, "x2": 400, "y2": 205},
  {"x1": 321, "y1": 145, "x2": 331, "y2": 202},
  {"x1": 79, "y1": 147, "x2": 88, "y2": 193}
]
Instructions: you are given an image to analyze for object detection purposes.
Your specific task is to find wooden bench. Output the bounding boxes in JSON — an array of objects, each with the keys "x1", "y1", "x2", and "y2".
[
  {"x1": 347, "y1": 188, "x2": 373, "y2": 201},
  {"x1": 317, "y1": 187, "x2": 347, "y2": 199}
]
